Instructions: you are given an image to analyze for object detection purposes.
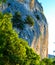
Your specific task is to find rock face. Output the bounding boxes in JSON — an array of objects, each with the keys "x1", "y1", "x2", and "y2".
[{"x1": 1, "y1": 0, "x2": 48, "y2": 59}]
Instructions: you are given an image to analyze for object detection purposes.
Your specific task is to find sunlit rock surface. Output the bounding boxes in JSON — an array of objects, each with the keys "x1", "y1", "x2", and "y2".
[{"x1": 1, "y1": 0, "x2": 48, "y2": 59}]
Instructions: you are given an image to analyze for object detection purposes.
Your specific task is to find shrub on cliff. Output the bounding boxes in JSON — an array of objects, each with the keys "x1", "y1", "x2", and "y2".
[
  {"x1": 25, "y1": 15, "x2": 34, "y2": 26},
  {"x1": 12, "y1": 12, "x2": 24, "y2": 30},
  {"x1": 0, "y1": 12, "x2": 40, "y2": 65}
]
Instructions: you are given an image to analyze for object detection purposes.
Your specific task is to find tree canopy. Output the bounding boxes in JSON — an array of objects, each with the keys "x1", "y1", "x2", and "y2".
[{"x1": 0, "y1": 12, "x2": 40, "y2": 65}]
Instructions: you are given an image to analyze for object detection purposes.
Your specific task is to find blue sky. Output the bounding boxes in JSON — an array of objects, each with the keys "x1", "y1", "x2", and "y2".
[{"x1": 38, "y1": 0, "x2": 55, "y2": 55}]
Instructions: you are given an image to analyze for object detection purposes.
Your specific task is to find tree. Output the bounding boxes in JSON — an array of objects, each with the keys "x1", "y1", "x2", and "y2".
[
  {"x1": 0, "y1": 12, "x2": 40, "y2": 65},
  {"x1": 24, "y1": 46, "x2": 40, "y2": 65},
  {"x1": 0, "y1": 12, "x2": 26, "y2": 65},
  {"x1": 41, "y1": 58, "x2": 52, "y2": 65}
]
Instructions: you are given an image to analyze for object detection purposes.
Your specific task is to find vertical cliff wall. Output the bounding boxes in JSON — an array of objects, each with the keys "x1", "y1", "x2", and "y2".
[
  {"x1": 31, "y1": 21, "x2": 48, "y2": 59},
  {"x1": 2, "y1": 0, "x2": 48, "y2": 59},
  {"x1": 29, "y1": 0, "x2": 48, "y2": 59},
  {"x1": 29, "y1": 0, "x2": 34, "y2": 9}
]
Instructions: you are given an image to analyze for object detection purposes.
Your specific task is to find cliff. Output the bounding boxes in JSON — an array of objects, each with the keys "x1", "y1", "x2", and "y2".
[{"x1": 1, "y1": 0, "x2": 48, "y2": 59}]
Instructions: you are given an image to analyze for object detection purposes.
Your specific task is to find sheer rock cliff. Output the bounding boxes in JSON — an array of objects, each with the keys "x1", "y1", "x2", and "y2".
[{"x1": 0, "y1": 0, "x2": 48, "y2": 59}]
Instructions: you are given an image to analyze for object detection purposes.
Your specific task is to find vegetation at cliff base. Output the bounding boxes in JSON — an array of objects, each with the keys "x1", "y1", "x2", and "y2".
[
  {"x1": 0, "y1": 12, "x2": 55, "y2": 65},
  {"x1": 0, "y1": 12, "x2": 40, "y2": 65},
  {"x1": 0, "y1": 0, "x2": 55, "y2": 65}
]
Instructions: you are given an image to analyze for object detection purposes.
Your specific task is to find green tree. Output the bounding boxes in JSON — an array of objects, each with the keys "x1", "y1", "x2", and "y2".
[
  {"x1": 0, "y1": 12, "x2": 40, "y2": 65},
  {"x1": 41, "y1": 58, "x2": 52, "y2": 65},
  {"x1": 24, "y1": 46, "x2": 40, "y2": 65},
  {"x1": 0, "y1": 12, "x2": 26, "y2": 65}
]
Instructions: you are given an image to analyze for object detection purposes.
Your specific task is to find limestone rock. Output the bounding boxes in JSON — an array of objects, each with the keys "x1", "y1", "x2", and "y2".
[{"x1": 1, "y1": 0, "x2": 48, "y2": 59}]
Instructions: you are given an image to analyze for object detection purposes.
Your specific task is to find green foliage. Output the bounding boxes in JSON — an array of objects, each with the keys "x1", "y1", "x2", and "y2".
[
  {"x1": 0, "y1": 0, "x2": 6, "y2": 3},
  {"x1": 12, "y1": 12, "x2": 24, "y2": 30},
  {"x1": 25, "y1": 15, "x2": 34, "y2": 26},
  {"x1": 0, "y1": 0, "x2": 3, "y2": 3},
  {"x1": 0, "y1": 12, "x2": 12, "y2": 31},
  {"x1": 0, "y1": 0, "x2": 55, "y2": 64},
  {"x1": 0, "y1": 11, "x2": 55, "y2": 65},
  {"x1": 0, "y1": 12, "x2": 55, "y2": 65},
  {"x1": 52, "y1": 60, "x2": 55, "y2": 65},
  {"x1": 40, "y1": 61, "x2": 45, "y2": 65},
  {"x1": 0, "y1": 12, "x2": 26, "y2": 65},
  {"x1": 41, "y1": 58, "x2": 52, "y2": 65},
  {"x1": 0, "y1": 12, "x2": 40, "y2": 65},
  {"x1": 0, "y1": 0, "x2": 7, "y2": 4},
  {"x1": 23, "y1": 46, "x2": 40, "y2": 65}
]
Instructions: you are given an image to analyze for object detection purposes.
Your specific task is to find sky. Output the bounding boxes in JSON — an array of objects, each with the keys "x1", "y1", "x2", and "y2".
[{"x1": 38, "y1": 0, "x2": 55, "y2": 55}]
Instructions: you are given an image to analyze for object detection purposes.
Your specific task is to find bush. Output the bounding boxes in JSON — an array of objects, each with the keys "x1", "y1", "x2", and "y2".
[
  {"x1": 25, "y1": 15, "x2": 34, "y2": 26},
  {"x1": 12, "y1": 12, "x2": 24, "y2": 30}
]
